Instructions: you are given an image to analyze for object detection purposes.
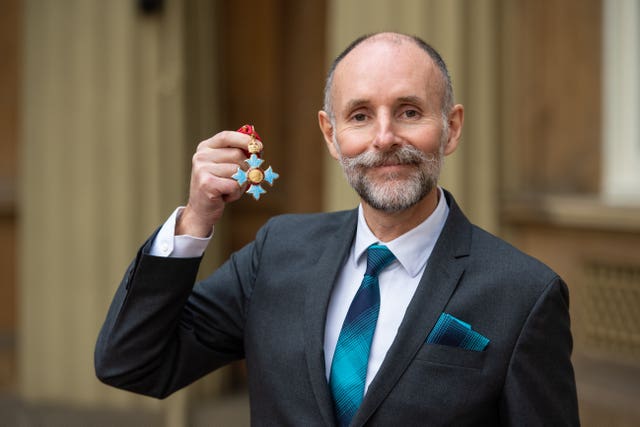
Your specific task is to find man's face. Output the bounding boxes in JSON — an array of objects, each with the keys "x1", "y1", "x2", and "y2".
[
  {"x1": 334, "y1": 126, "x2": 447, "y2": 213},
  {"x1": 321, "y1": 37, "x2": 457, "y2": 212}
]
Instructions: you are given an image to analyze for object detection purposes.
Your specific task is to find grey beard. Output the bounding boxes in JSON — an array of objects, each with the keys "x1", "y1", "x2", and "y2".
[{"x1": 339, "y1": 144, "x2": 443, "y2": 213}]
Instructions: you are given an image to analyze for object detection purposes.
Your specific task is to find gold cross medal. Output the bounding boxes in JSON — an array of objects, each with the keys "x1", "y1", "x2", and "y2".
[{"x1": 232, "y1": 124, "x2": 279, "y2": 200}]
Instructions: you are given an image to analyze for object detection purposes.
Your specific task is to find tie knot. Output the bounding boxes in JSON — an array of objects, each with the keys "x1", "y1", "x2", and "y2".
[{"x1": 365, "y1": 244, "x2": 396, "y2": 277}]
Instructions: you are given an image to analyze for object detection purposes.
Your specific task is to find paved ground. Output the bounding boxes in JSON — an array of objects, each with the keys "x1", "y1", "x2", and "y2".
[{"x1": 0, "y1": 392, "x2": 250, "y2": 427}]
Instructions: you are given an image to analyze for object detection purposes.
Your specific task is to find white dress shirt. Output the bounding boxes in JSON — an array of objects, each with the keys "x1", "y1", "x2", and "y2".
[
  {"x1": 150, "y1": 188, "x2": 449, "y2": 393},
  {"x1": 323, "y1": 188, "x2": 449, "y2": 392}
]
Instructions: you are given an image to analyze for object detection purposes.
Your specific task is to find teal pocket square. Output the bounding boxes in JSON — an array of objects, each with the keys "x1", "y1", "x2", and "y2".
[{"x1": 426, "y1": 313, "x2": 490, "y2": 351}]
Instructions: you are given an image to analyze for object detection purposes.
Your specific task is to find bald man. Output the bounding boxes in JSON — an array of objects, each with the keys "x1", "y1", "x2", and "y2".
[{"x1": 96, "y1": 32, "x2": 579, "y2": 426}]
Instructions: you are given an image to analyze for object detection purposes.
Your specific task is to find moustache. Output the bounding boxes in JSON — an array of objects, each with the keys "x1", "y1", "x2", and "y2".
[{"x1": 341, "y1": 145, "x2": 435, "y2": 169}]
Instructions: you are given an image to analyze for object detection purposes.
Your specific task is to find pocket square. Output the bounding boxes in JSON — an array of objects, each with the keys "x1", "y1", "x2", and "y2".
[{"x1": 426, "y1": 313, "x2": 490, "y2": 352}]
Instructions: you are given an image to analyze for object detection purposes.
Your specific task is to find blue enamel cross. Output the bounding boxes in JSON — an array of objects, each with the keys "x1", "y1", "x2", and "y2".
[
  {"x1": 231, "y1": 124, "x2": 279, "y2": 200},
  {"x1": 232, "y1": 154, "x2": 279, "y2": 200}
]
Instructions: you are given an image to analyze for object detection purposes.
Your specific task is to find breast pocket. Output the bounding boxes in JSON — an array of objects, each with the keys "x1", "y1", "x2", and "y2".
[
  {"x1": 414, "y1": 343, "x2": 487, "y2": 370},
  {"x1": 379, "y1": 342, "x2": 492, "y2": 421}
]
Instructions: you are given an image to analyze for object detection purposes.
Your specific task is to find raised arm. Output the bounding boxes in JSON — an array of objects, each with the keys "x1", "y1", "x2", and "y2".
[{"x1": 94, "y1": 129, "x2": 258, "y2": 397}]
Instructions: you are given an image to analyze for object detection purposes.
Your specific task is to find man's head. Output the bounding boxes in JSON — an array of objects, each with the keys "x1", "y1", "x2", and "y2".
[
  {"x1": 318, "y1": 32, "x2": 463, "y2": 213},
  {"x1": 322, "y1": 33, "x2": 454, "y2": 122}
]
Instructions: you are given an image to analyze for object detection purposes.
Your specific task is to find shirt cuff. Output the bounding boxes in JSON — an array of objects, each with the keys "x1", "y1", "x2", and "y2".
[{"x1": 149, "y1": 207, "x2": 212, "y2": 258}]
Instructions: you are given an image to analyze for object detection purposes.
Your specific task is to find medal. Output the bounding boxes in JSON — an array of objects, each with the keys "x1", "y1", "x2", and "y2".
[{"x1": 232, "y1": 124, "x2": 279, "y2": 200}]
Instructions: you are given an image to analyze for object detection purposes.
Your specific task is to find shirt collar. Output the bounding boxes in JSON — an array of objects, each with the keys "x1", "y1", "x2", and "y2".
[{"x1": 353, "y1": 187, "x2": 450, "y2": 277}]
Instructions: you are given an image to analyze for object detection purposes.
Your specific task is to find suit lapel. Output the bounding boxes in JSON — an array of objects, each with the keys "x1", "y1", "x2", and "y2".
[
  {"x1": 304, "y1": 210, "x2": 358, "y2": 427},
  {"x1": 352, "y1": 191, "x2": 473, "y2": 426}
]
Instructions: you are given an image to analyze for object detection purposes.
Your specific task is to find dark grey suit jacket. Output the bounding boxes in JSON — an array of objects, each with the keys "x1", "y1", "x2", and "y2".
[{"x1": 95, "y1": 191, "x2": 579, "y2": 426}]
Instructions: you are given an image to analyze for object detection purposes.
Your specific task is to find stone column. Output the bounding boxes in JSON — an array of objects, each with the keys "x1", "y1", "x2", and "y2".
[
  {"x1": 602, "y1": 0, "x2": 640, "y2": 202},
  {"x1": 323, "y1": 0, "x2": 499, "y2": 232},
  {"x1": 19, "y1": 0, "x2": 205, "y2": 421}
]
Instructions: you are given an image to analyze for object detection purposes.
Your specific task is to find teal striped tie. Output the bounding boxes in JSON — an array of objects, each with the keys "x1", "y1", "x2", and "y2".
[{"x1": 330, "y1": 244, "x2": 396, "y2": 427}]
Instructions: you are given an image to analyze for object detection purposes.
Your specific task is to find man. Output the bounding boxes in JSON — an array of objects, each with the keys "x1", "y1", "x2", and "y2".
[{"x1": 95, "y1": 32, "x2": 579, "y2": 426}]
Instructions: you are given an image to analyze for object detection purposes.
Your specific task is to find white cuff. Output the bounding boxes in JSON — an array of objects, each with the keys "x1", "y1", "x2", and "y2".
[{"x1": 149, "y1": 207, "x2": 212, "y2": 258}]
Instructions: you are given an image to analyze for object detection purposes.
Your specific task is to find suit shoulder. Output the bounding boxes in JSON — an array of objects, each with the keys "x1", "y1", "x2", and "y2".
[
  {"x1": 460, "y1": 225, "x2": 570, "y2": 323},
  {"x1": 469, "y1": 225, "x2": 559, "y2": 285}
]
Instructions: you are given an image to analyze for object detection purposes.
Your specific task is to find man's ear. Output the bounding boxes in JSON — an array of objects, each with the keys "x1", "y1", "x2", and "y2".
[
  {"x1": 443, "y1": 104, "x2": 464, "y2": 156},
  {"x1": 318, "y1": 110, "x2": 340, "y2": 160}
]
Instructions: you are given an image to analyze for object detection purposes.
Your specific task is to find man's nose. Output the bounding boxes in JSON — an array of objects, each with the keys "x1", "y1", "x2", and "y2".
[{"x1": 372, "y1": 113, "x2": 400, "y2": 150}]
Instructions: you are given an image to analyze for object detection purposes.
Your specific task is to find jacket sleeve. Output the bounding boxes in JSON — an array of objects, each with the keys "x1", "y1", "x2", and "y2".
[
  {"x1": 499, "y1": 277, "x2": 580, "y2": 426},
  {"x1": 94, "y1": 226, "x2": 263, "y2": 399}
]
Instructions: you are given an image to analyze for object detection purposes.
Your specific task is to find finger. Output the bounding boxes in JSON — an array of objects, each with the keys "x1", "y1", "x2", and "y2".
[
  {"x1": 210, "y1": 174, "x2": 245, "y2": 198},
  {"x1": 223, "y1": 185, "x2": 246, "y2": 203},
  {"x1": 205, "y1": 163, "x2": 245, "y2": 180},
  {"x1": 193, "y1": 168, "x2": 244, "y2": 201},
  {"x1": 198, "y1": 130, "x2": 254, "y2": 151},
  {"x1": 193, "y1": 162, "x2": 246, "y2": 195},
  {"x1": 193, "y1": 146, "x2": 248, "y2": 169}
]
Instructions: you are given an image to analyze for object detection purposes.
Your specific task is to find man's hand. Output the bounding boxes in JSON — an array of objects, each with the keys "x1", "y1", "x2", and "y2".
[{"x1": 177, "y1": 130, "x2": 251, "y2": 237}]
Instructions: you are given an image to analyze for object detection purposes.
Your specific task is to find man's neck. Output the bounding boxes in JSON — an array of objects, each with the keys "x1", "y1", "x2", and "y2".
[{"x1": 361, "y1": 188, "x2": 440, "y2": 242}]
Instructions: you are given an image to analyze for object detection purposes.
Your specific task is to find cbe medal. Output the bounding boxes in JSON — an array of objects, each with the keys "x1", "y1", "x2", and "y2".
[{"x1": 231, "y1": 124, "x2": 279, "y2": 200}]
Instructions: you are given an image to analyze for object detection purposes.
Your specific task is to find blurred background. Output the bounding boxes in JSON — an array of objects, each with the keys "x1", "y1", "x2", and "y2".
[{"x1": 1, "y1": 0, "x2": 639, "y2": 425}]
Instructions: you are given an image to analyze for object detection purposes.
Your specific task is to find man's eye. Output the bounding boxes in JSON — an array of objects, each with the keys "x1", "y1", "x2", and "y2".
[
  {"x1": 404, "y1": 109, "x2": 419, "y2": 118},
  {"x1": 353, "y1": 113, "x2": 367, "y2": 121}
]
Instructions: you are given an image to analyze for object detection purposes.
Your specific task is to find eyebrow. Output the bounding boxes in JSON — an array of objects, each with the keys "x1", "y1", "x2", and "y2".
[
  {"x1": 397, "y1": 95, "x2": 425, "y2": 105},
  {"x1": 344, "y1": 95, "x2": 426, "y2": 113},
  {"x1": 344, "y1": 98, "x2": 369, "y2": 113}
]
